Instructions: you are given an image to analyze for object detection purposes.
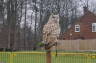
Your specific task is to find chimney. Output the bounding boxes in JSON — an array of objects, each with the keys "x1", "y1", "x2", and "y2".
[{"x1": 83, "y1": 6, "x2": 89, "y2": 14}]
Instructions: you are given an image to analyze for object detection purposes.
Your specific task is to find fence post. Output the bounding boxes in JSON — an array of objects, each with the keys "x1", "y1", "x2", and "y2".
[
  {"x1": 9, "y1": 52, "x2": 13, "y2": 63},
  {"x1": 45, "y1": 42, "x2": 57, "y2": 63},
  {"x1": 46, "y1": 49, "x2": 51, "y2": 63}
]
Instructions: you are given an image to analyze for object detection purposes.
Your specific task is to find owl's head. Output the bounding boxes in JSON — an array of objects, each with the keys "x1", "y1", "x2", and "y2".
[{"x1": 50, "y1": 14, "x2": 59, "y2": 23}]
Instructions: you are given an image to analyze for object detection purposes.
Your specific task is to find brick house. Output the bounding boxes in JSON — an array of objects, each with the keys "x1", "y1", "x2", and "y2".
[{"x1": 59, "y1": 7, "x2": 96, "y2": 40}]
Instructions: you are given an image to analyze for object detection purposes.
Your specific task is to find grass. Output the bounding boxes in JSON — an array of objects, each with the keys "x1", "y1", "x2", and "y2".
[{"x1": 0, "y1": 51, "x2": 96, "y2": 63}]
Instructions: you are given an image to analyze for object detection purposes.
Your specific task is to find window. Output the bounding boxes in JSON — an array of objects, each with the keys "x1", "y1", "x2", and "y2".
[
  {"x1": 92, "y1": 23, "x2": 96, "y2": 32},
  {"x1": 75, "y1": 24, "x2": 80, "y2": 32}
]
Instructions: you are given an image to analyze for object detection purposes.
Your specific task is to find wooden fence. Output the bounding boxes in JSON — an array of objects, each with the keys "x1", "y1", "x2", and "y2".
[{"x1": 52, "y1": 39, "x2": 96, "y2": 51}]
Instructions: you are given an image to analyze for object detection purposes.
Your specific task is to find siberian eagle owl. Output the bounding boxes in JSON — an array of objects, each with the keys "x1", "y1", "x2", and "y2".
[{"x1": 43, "y1": 14, "x2": 60, "y2": 43}]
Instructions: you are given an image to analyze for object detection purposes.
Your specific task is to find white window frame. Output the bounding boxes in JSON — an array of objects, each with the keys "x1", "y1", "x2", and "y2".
[
  {"x1": 75, "y1": 24, "x2": 80, "y2": 32},
  {"x1": 92, "y1": 23, "x2": 96, "y2": 32}
]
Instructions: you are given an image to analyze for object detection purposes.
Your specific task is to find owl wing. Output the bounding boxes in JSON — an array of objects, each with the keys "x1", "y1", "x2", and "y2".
[
  {"x1": 43, "y1": 22, "x2": 56, "y2": 42},
  {"x1": 51, "y1": 23, "x2": 60, "y2": 36},
  {"x1": 43, "y1": 23, "x2": 54, "y2": 34}
]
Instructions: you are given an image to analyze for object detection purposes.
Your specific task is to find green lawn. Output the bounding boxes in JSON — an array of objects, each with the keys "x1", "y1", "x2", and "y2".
[{"x1": 0, "y1": 52, "x2": 96, "y2": 63}]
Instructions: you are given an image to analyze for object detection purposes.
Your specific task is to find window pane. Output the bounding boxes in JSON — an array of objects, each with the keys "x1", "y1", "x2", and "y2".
[
  {"x1": 93, "y1": 26, "x2": 95, "y2": 31},
  {"x1": 92, "y1": 23, "x2": 96, "y2": 32},
  {"x1": 76, "y1": 28, "x2": 79, "y2": 31},
  {"x1": 75, "y1": 24, "x2": 80, "y2": 32}
]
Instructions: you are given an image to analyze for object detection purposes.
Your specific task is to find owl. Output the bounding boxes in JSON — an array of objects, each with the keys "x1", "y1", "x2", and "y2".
[{"x1": 43, "y1": 14, "x2": 60, "y2": 43}]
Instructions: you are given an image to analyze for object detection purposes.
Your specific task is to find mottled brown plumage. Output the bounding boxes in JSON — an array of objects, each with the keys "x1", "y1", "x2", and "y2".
[{"x1": 43, "y1": 14, "x2": 60, "y2": 43}]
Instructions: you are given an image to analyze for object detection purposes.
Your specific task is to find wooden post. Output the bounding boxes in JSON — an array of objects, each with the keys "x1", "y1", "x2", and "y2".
[
  {"x1": 45, "y1": 42, "x2": 57, "y2": 63},
  {"x1": 46, "y1": 49, "x2": 51, "y2": 63}
]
